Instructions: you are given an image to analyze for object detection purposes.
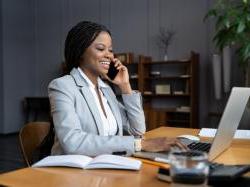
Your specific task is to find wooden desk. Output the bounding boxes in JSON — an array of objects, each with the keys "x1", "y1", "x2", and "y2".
[{"x1": 0, "y1": 127, "x2": 249, "y2": 187}]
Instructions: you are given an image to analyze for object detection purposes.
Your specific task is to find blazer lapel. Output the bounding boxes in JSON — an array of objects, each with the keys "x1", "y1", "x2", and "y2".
[
  {"x1": 70, "y1": 69, "x2": 104, "y2": 135},
  {"x1": 80, "y1": 88, "x2": 104, "y2": 135},
  {"x1": 101, "y1": 87, "x2": 123, "y2": 135}
]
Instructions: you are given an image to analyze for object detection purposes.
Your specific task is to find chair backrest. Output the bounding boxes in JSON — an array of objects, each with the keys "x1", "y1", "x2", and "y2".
[{"x1": 19, "y1": 121, "x2": 50, "y2": 167}]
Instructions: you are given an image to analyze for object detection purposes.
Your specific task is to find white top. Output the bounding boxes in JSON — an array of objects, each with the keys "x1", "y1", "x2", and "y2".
[{"x1": 78, "y1": 67, "x2": 118, "y2": 136}]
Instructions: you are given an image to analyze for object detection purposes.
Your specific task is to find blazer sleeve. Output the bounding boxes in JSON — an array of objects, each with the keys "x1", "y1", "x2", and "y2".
[
  {"x1": 118, "y1": 91, "x2": 146, "y2": 136},
  {"x1": 48, "y1": 78, "x2": 140, "y2": 157}
]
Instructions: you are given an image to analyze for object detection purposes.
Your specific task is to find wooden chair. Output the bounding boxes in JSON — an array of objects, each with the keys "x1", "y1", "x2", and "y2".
[{"x1": 19, "y1": 121, "x2": 50, "y2": 167}]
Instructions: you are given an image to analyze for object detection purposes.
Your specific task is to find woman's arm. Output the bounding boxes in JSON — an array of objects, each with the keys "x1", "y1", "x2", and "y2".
[
  {"x1": 119, "y1": 91, "x2": 146, "y2": 136},
  {"x1": 105, "y1": 58, "x2": 146, "y2": 136}
]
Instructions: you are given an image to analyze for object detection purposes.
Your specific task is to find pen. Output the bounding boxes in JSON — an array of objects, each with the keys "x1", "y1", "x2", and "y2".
[
  {"x1": 133, "y1": 157, "x2": 170, "y2": 168},
  {"x1": 154, "y1": 157, "x2": 170, "y2": 164}
]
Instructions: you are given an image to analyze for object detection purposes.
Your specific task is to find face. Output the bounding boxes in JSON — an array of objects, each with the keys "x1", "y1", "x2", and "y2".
[{"x1": 79, "y1": 31, "x2": 114, "y2": 80}]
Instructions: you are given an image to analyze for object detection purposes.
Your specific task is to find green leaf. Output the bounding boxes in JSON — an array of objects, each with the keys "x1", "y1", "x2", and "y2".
[
  {"x1": 224, "y1": 19, "x2": 230, "y2": 28},
  {"x1": 203, "y1": 9, "x2": 217, "y2": 22},
  {"x1": 243, "y1": 43, "x2": 250, "y2": 60},
  {"x1": 213, "y1": 29, "x2": 230, "y2": 50},
  {"x1": 237, "y1": 21, "x2": 246, "y2": 33},
  {"x1": 236, "y1": 42, "x2": 250, "y2": 67},
  {"x1": 215, "y1": 16, "x2": 226, "y2": 30},
  {"x1": 247, "y1": 15, "x2": 250, "y2": 21}
]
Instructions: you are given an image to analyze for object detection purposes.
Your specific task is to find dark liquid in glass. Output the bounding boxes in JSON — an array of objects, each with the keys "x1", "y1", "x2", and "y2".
[{"x1": 172, "y1": 172, "x2": 206, "y2": 184}]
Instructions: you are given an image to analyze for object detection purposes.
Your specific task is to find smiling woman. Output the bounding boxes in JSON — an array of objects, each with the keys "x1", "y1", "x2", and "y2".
[{"x1": 48, "y1": 21, "x2": 186, "y2": 157}]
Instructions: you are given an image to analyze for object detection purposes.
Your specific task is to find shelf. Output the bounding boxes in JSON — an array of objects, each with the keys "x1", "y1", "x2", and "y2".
[
  {"x1": 126, "y1": 63, "x2": 139, "y2": 66},
  {"x1": 145, "y1": 76, "x2": 191, "y2": 80},
  {"x1": 168, "y1": 110, "x2": 190, "y2": 114},
  {"x1": 143, "y1": 60, "x2": 190, "y2": 65},
  {"x1": 166, "y1": 119, "x2": 190, "y2": 124},
  {"x1": 143, "y1": 93, "x2": 190, "y2": 97},
  {"x1": 151, "y1": 108, "x2": 191, "y2": 113},
  {"x1": 131, "y1": 52, "x2": 199, "y2": 130}
]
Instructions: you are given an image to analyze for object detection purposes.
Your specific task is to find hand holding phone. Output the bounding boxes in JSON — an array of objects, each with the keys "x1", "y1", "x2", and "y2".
[{"x1": 107, "y1": 61, "x2": 119, "y2": 80}]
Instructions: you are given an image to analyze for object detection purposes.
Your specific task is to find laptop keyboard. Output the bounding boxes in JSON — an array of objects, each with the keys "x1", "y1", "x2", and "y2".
[{"x1": 187, "y1": 142, "x2": 211, "y2": 152}]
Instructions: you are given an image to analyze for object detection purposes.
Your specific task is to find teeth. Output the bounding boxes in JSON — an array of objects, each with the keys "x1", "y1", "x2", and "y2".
[{"x1": 100, "y1": 61, "x2": 110, "y2": 65}]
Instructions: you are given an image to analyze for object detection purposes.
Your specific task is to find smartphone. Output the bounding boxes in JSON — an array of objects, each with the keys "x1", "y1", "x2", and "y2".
[{"x1": 107, "y1": 61, "x2": 119, "y2": 80}]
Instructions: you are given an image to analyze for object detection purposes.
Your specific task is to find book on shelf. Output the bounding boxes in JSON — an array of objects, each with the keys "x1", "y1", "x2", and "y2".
[
  {"x1": 180, "y1": 74, "x2": 191, "y2": 78},
  {"x1": 130, "y1": 74, "x2": 138, "y2": 79},
  {"x1": 173, "y1": 91, "x2": 185, "y2": 95},
  {"x1": 143, "y1": 91, "x2": 153, "y2": 95},
  {"x1": 176, "y1": 106, "x2": 191, "y2": 112},
  {"x1": 32, "y1": 154, "x2": 142, "y2": 170},
  {"x1": 155, "y1": 85, "x2": 171, "y2": 94}
]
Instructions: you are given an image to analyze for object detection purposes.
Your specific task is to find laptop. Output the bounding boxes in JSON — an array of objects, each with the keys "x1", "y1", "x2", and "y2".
[{"x1": 133, "y1": 87, "x2": 250, "y2": 162}]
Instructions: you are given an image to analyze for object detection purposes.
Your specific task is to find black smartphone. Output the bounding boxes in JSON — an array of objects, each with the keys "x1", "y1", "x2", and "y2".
[{"x1": 107, "y1": 61, "x2": 119, "y2": 80}]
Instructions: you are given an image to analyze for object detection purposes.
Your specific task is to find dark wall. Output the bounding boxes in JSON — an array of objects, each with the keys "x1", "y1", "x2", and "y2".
[
  {"x1": 0, "y1": 0, "x2": 244, "y2": 133},
  {"x1": 0, "y1": 1, "x2": 3, "y2": 133},
  {"x1": 1, "y1": 0, "x2": 36, "y2": 133}
]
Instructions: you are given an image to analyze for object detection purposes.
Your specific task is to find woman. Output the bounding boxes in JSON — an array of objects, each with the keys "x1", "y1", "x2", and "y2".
[{"x1": 48, "y1": 21, "x2": 185, "y2": 157}]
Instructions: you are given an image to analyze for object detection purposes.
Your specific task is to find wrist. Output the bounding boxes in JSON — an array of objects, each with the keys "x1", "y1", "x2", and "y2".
[
  {"x1": 134, "y1": 138, "x2": 142, "y2": 152},
  {"x1": 119, "y1": 83, "x2": 132, "y2": 94},
  {"x1": 141, "y1": 139, "x2": 146, "y2": 151}
]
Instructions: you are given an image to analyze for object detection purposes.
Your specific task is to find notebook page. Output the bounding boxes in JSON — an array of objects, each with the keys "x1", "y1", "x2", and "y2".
[
  {"x1": 198, "y1": 128, "x2": 217, "y2": 137},
  {"x1": 85, "y1": 154, "x2": 141, "y2": 170},
  {"x1": 234, "y1": 129, "x2": 250, "y2": 139},
  {"x1": 32, "y1": 155, "x2": 92, "y2": 168}
]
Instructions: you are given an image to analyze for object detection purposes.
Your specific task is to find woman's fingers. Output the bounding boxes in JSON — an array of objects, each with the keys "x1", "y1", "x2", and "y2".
[
  {"x1": 141, "y1": 137, "x2": 188, "y2": 152},
  {"x1": 164, "y1": 138, "x2": 188, "y2": 151},
  {"x1": 113, "y1": 58, "x2": 122, "y2": 67},
  {"x1": 174, "y1": 140, "x2": 188, "y2": 150},
  {"x1": 111, "y1": 58, "x2": 125, "y2": 71}
]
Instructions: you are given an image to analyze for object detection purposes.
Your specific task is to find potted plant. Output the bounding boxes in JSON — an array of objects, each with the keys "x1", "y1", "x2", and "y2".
[
  {"x1": 156, "y1": 27, "x2": 176, "y2": 61},
  {"x1": 204, "y1": 0, "x2": 250, "y2": 85}
]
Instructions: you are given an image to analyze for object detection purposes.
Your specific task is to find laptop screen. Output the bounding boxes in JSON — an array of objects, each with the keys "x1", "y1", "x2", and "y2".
[{"x1": 208, "y1": 87, "x2": 250, "y2": 161}]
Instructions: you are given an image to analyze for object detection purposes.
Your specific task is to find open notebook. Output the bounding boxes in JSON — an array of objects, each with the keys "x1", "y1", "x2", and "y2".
[{"x1": 32, "y1": 154, "x2": 141, "y2": 170}]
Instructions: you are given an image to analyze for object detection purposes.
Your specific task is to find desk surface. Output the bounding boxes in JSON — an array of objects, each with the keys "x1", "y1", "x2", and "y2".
[{"x1": 0, "y1": 127, "x2": 250, "y2": 187}]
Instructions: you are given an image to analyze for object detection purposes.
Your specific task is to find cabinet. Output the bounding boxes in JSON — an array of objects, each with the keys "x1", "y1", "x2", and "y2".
[
  {"x1": 115, "y1": 52, "x2": 199, "y2": 130},
  {"x1": 138, "y1": 52, "x2": 199, "y2": 130}
]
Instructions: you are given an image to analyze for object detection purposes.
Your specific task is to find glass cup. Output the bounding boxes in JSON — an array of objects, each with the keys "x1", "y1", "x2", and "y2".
[{"x1": 169, "y1": 150, "x2": 209, "y2": 186}]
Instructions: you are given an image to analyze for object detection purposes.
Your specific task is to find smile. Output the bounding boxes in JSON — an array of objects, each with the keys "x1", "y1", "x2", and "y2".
[{"x1": 100, "y1": 61, "x2": 110, "y2": 65}]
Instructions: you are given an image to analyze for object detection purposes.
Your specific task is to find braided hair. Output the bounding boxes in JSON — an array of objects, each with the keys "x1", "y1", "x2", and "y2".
[{"x1": 64, "y1": 21, "x2": 111, "y2": 73}]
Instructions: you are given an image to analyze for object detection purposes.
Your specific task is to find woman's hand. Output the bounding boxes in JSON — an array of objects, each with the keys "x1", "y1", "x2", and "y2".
[
  {"x1": 107, "y1": 58, "x2": 132, "y2": 94},
  {"x1": 141, "y1": 137, "x2": 187, "y2": 152}
]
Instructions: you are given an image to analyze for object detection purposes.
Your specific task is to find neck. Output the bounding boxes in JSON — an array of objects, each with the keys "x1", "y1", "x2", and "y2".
[{"x1": 79, "y1": 67, "x2": 98, "y2": 86}]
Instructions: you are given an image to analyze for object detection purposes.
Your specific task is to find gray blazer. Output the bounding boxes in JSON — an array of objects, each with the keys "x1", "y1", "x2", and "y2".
[{"x1": 48, "y1": 68, "x2": 146, "y2": 156}]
